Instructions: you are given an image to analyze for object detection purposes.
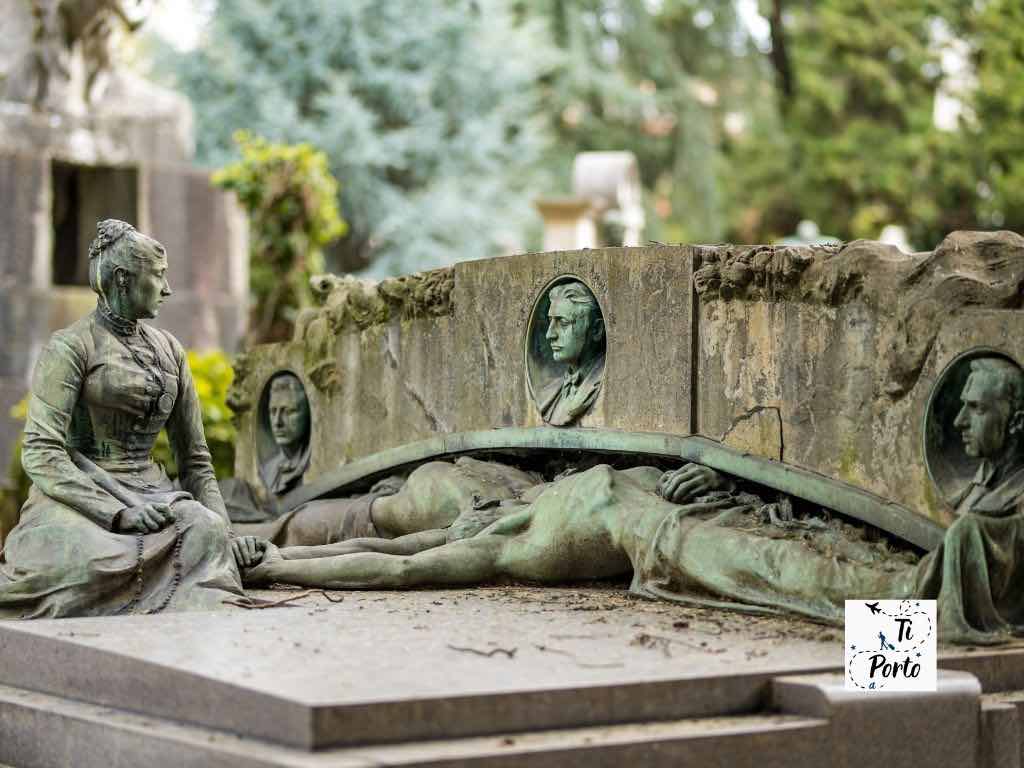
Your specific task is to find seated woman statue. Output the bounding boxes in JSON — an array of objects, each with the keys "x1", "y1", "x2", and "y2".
[
  {"x1": 245, "y1": 355, "x2": 1024, "y2": 645},
  {"x1": 0, "y1": 220, "x2": 261, "y2": 618}
]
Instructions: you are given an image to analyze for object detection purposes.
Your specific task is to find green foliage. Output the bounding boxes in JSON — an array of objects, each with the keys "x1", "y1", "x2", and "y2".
[
  {"x1": 755, "y1": 0, "x2": 977, "y2": 245},
  {"x1": 153, "y1": 0, "x2": 1024, "y2": 254},
  {"x1": 5, "y1": 349, "x2": 238, "y2": 510},
  {"x1": 517, "y1": 0, "x2": 764, "y2": 243},
  {"x1": 971, "y1": 0, "x2": 1024, "y2": 230},
  {"x1": 213, "y1": 132, "x2": 347, "y2": 343},
  {"x1": 517, "y1": 0, "x2": 1024, "y2": 248},
  {"x1": 153, "y1": 0, "x2": 550, "y2": 275},
  {"x1": 723, "y1": 0, "x2": 1024, "y2": 247}
]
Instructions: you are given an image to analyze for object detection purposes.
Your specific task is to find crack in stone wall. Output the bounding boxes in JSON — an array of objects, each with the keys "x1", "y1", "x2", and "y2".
[{"x1": 719, "y1": 405, "x2": 784, "y2": 462}]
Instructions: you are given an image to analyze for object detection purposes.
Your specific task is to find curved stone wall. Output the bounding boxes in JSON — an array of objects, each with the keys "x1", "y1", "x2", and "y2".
[{"x1": 230, "y1": 231, "x2": 1024, "y2": 525}]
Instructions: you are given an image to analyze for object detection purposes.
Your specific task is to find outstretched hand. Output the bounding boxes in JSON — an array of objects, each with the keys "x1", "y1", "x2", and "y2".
[
  {"x1": 116, "y1": 503, "x2": 173, "y2": 533},
  {"x1": 657, "y1": 463, "x2": 730, "y2": 504},
  {"x1": 241, "y1": 542, "x2": 282, "y2": 586},
  {"x1": 231, "y1": 536, "x2": 267, "y2": 569}
]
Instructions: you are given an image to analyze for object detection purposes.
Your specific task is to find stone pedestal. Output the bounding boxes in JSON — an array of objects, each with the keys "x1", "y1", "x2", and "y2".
[
  {"x1": 534, "y1": 198, "x2": 598, "y2": 251},
  {"x1": 0, "y1": 589, "x2": 1020, "y2": 766}
]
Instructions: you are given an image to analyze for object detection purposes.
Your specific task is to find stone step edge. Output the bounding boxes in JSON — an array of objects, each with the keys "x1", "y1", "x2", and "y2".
[
  {"x1": 0, "y1": 621, "x2": 842, "y2": 750},
  {"x1": 981, "y1": 692, "x2": 1024, "y2": 768},
  {"x1": 0, "y1": 682, "x2": 830, "y2": 768}
]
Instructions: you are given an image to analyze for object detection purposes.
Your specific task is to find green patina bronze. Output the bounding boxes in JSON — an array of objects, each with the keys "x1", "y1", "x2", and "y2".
[
  {"x1": 527, "y1": 277, "x2": 606, "y2": 426},
  {"x1": 7, "y1": 220, "x2": 1022, "y2": 645},
  {"x1": 915, "y1": 355, "x2": 1024, "y2": 643},
  {"x1": 0, "y1": 220, "x2": 261, "y2": 618},
  {"x1": 246, "y1": 355, "x2": 1024, "y2": 645},
  {"x1": 280, "y1": 427, "x2": 943, "y2": 550}
]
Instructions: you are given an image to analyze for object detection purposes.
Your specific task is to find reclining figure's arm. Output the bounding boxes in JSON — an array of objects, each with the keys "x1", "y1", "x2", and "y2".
[{"x1": 281, "y1": 530, "x2": 448, "y2": 560}]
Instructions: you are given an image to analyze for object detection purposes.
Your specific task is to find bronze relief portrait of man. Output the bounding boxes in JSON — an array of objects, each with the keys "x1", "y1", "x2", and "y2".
[
  {"x1": 920, "y1": 351, "x2": 1024, "y2": 642},
  {"x1": 527, "y1": 278, "x2": 606, "y2": 426},
  {"x1": 260, "y1": 373, "x2": 312, "y2": 498}
]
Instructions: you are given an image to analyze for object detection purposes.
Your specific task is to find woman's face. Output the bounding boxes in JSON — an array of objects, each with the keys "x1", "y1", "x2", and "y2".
[
  {"x1": 122, "y1": 237, "x2": 173, "y2": 319},
  {"x1": 268, "y1": 384, "x2": 310, "y2": 448}
]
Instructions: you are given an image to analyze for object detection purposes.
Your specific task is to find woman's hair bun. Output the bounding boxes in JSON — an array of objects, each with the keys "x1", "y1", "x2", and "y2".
[{"x1": 88, "y1": 219, "x2": 136, "y2": 261}]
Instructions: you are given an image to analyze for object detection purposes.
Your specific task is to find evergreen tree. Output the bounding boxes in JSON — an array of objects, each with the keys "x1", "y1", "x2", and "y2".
[
  {"x1": 970, "y1": 0, "x2": 1024, "y2": 233},
  {"x1": 736, "y1": 0, "x2": 989, "y2": 247},
  {"x1": 154, "y1": 0, "x2": 552, "y2": 275},
  {"x1": 517, "y1": 0, "x2": 767, "y2": 242}
]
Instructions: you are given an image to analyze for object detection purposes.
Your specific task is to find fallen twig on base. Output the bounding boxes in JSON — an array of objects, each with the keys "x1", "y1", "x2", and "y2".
[
  {"x1": 223, "y1": 592, "x2": 315, "y2": 609},
  {"x1": 447, "y1": 644, "x2": 517, "y2": 659},
  {"x1": 313, "y1": 590, "x2": 345, "y2": 603}
]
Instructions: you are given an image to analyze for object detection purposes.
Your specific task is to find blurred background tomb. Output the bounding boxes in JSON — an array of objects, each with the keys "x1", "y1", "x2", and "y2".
[
  {"x1": 0, "y1": 0, "x2": 248, "y2": 479},
  {"x1": 535, "y1": 152, "x2": 646, "y2": 251}
]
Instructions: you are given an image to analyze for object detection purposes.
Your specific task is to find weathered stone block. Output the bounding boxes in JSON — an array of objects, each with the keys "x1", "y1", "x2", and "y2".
[
  {"x1": 695, "y1": 232, "x2": 1024, "y2": 523},
  {"x1": 0, "y1": 289, "x2": 52, "y2": 377},
  {"x1": 0, "y1": 151, "x2": 47, "y2": 288},
  {"x1": 231, "y1": 231, "x2": 1024, "y2": 531},
  {"x1": 232, "y1": 246, "x2": 695, "y2": 483},
  {"x1": 0, "y1": 101, "x2": 192, "y2": 166},
  {"x1": 773, "y1": 670, "x2": 981, "y2": 768},
  {"x1": 142, "y1": 164, "x2": 248, "y2": 352}
]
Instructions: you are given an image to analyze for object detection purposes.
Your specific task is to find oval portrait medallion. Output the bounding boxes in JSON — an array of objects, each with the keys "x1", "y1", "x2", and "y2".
[
  {"x1": 924, "y1": 348, "x2": 1024, "y2": 506},
  {"x1": 256, "y1": 371, "x2": 312, "y2": 496},
  {"x1": 525, "y1": 276, "x2": 606, "y2": 427}
]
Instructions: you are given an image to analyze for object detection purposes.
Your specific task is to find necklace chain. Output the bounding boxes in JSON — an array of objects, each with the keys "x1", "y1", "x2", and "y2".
[
  {"x1": 96, "y1": 301, "x2": 138, "y2": 337},
  {"x1": 100, "y1": 311, "x2": 169, "y2": 421}
]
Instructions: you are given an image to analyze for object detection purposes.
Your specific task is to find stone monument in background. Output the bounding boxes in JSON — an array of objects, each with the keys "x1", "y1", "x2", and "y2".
[
  {"x1": 0, "y1": 0, "x2": 248, "y2": 478},
  {"x1": 535, "y1": 151, "x2": 645, "y2": 251}
]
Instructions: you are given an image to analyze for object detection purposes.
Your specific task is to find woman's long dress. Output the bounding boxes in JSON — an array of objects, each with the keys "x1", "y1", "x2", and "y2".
[{"x1": 0, "y1": 311, "x2": 245, "y2": 618}]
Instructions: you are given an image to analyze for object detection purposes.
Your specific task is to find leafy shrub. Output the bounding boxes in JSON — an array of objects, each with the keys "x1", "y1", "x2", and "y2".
[{"x1": 213, "y1": 132, "x2": 347, "y2": 344}]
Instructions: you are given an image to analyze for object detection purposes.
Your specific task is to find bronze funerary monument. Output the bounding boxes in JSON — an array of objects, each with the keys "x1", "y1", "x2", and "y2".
[{"x1": 0, "y1": 226, "x2": 1023, "y2": 766}]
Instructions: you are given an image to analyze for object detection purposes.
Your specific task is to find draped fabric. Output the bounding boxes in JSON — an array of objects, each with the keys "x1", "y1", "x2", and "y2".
[
  {"x1": 0, "y1": 312, "x2": 244, "y2": 618},
  {"x1": 627, "y1": 497, "x2": 919, "y2": 625},
  {"x1": 625, "y1": 462, "x2": 1024, "y2": 644},
  {"x1": 914, "y1": 463, "x2": 1024, "y2": 644},
  {"x1": 259, "y1": 443, "x2": 312, "y2": 498},
  {"x1": 238, "y1": 492, "x2": 386, "y2": 548},
  {"x1": 536, "y1": 354, "x2": 604, "y2": 426},
  {"x1": 218, "y1": 444, "x2": 311, "y2": 523}
]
